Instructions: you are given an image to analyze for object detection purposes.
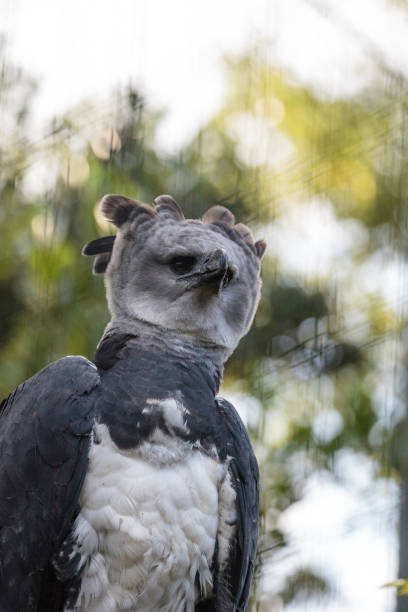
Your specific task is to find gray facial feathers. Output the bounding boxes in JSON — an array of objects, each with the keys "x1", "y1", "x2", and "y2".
[{"x1": 83, "y1": 193, "x2": 266, "y2": 355}]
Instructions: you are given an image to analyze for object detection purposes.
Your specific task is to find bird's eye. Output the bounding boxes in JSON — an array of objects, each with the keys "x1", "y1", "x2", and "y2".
[
  {"x1": 169, "y1": 256, "x2": 196, "y2": 275},
  {"x1": 223, "y1": 267, "x2": 234, "y2": 287}
]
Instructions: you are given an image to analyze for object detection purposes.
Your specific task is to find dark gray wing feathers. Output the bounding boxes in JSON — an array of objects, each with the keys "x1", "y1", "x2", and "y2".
[
  {"x1": 215, "y1": 397, "x2": 259, "y2": 612},
  {"x1": 0, "y1": 356, "x2": 99, "y2": 612}
]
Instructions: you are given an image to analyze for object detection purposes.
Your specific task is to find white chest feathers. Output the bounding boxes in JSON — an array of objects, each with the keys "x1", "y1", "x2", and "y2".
[{"x1": 65, "y1": 420, "x2": 236, "y2": 612}]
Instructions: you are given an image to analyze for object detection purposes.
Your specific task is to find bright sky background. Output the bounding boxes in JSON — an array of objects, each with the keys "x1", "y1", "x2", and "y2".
[
  {"x1": 2, "y1": 0, "x2": 408, "y2": 151},
  {"x1": 1, "y1": 1, "x2": 407, "y2": 610}
]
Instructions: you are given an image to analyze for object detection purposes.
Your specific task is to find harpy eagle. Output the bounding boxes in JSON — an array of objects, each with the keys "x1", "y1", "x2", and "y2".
[{"x1": 0, "y1": 194, "x2": 266, "y2": 612}]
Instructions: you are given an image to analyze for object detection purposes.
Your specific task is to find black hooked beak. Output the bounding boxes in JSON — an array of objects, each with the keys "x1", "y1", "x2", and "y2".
[{"x1": 178, "y1": 249, "x2": 234, "y2": 291}]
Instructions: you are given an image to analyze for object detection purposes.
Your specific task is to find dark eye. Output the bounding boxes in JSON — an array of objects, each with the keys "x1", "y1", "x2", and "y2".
[
  {"x1": 223, "y1": 267, "x2": 234, "y2": 287},
  {"x1": 169, "y1": 256, "x2": 196, "y2": 275}
]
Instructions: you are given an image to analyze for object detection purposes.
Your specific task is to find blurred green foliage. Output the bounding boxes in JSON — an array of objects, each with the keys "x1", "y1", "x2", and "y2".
[{"x1": 1, "y1": 39, "x2": 407, "y2": 609}]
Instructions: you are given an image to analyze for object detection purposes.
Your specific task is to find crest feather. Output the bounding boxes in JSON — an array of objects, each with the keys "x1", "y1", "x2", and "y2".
[
  {"x1": 234, "y1": 222, "x2": 254, "y2": 244},
  {"x1": 154, "y1": 195, "x2": 184, "y2": 220},
  {"x1": 254, "y1": 239, "x2": 267, "y2": 259},
  {"x1": 82, "y1": 235, "x2": 116, "y2": 256},
  {"x1": 93, "y1": 253, "x2": 111, "y2": 275},
  {"x1": 100, "y1": 194, "x2": 154, "y2": 227},
  {"x1": 202, "y1": 205, "x2": 235, "y2": 227}
]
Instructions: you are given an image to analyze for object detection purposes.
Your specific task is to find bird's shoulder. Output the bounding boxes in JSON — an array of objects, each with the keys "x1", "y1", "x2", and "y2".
[
  {"x1": 0, "y1": 355, "x2": 100, "y2": 478},
  {"x1": 0, "y1": 355, "x2": 100, "y2": 427}
]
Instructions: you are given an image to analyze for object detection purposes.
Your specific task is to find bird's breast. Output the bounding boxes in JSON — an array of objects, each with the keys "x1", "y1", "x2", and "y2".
[{"x1": 65, "y1": 417, "x2": 225, "y2": 612}]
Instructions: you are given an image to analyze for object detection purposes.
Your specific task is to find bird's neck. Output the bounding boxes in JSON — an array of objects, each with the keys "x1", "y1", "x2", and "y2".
[{"x1": 96, "y1": 317, "x2": 225, "y2": 396}]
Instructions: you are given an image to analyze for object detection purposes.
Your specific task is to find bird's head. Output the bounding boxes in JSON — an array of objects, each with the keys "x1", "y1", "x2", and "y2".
[{"x1": 83, "y1": 194, "x2": 266, "y2": 356}]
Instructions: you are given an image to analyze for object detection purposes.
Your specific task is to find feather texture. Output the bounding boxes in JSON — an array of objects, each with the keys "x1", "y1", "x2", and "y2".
[
  {"x1": 0, "y1": 356, "x2": 100, "y2": 612},
  {"x1": 81, "y1": 235, "x2": 116, "y2": 256},
  {"x1": 154, "y1": 195, "x2": 185, "y2": 220},
  {"x1": 1, "y1": 194, "x2": 263, "y2": 611},
  {"x1": 202, "y1": 205, "x2": 236, "y2": 227}
]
